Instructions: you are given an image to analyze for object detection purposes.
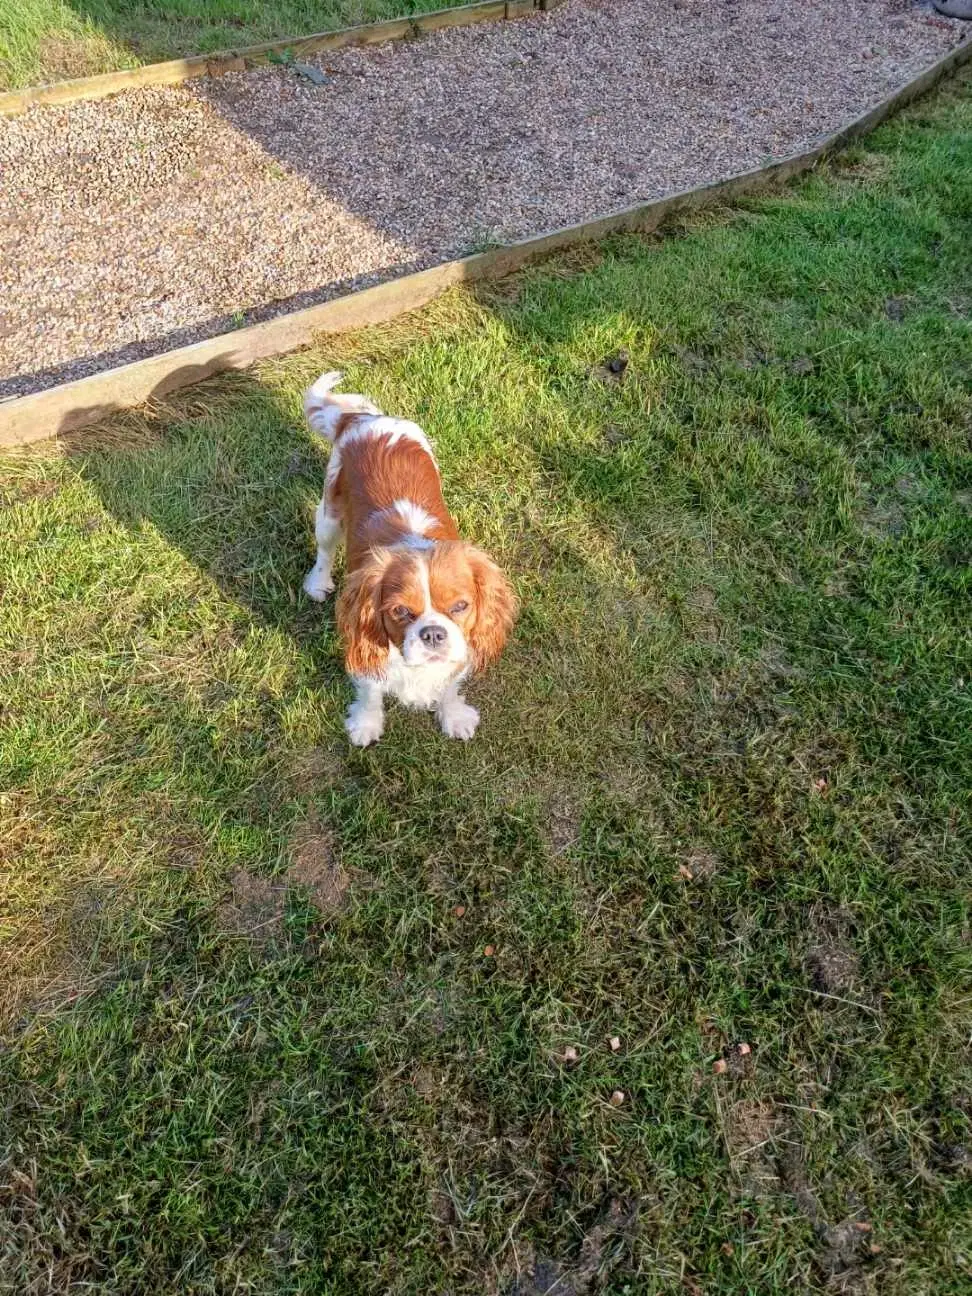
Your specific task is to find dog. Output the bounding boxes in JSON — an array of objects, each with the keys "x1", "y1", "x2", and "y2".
[{"x1": 302, "y1": 371, "x2": 516, "y2": 746}]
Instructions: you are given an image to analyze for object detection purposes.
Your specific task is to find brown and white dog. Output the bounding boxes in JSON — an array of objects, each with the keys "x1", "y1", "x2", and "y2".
[{"x1": 303, "y1": 371, "x2": 516, "y2": 746}]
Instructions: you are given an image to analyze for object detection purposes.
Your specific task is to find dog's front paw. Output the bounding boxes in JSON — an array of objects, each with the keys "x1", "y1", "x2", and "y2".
[
  {"x1": 346, "y1": 705, "x2": 384, "y2": 747},
  {"x1": 303, "y1": 565, "x2": 335, "y2": 602},
  {"x1": 439, "y1": 700, "x2": 480, "y2": 741}
]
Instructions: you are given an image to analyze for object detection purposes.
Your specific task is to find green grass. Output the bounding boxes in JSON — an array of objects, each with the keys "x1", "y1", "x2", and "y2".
[
  {"x1": 0, "y1": 0, "x2": 471, "y2": 90},
  {"x1": 1, "y1": 71, "x2": 971, "y2": 1296}
]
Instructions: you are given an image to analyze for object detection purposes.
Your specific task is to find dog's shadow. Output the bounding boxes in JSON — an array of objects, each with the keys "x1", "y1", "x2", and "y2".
[{"x1": 63, "y1": 367, "x2": 338, "y2": 662}]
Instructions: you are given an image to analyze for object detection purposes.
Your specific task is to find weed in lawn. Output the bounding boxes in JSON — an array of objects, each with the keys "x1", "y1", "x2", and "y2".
[{"x1": 0, "y1": 70, "x2": 970, "y2": 1295}]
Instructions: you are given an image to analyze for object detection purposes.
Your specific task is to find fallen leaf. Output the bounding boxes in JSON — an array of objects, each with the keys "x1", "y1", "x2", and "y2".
[{"x1": 677, "y1": 864, "x2": 694, "y2": 881}]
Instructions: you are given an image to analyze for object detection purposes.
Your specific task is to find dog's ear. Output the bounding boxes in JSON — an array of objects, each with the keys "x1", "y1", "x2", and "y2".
[
  {"x1": 337, "y1": 550, "x2": 390, "y2": 678},
  {"x1": 466, "y1": 548, "x2": 517, "y2": 671}
]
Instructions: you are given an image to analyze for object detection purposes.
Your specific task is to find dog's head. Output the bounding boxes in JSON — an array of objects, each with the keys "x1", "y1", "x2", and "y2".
[{"x1": 337, "y1": 542, "x2": 516, "y2": 678}]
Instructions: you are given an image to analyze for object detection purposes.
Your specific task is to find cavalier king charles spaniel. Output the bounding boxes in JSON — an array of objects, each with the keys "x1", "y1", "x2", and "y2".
[{"x1": 302, "y1": 371, "x2": 516, "y2": 746}]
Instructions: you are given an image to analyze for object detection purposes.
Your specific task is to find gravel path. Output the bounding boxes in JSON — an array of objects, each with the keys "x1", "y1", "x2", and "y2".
[{"x1": 0, "y1": 0, "x2": 966, "y2": 400}]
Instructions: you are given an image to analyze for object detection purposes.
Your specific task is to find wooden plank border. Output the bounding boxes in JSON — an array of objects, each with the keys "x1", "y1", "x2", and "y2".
[
  {"x1": 1, "y1": 34, "x2": 968, "y2": 447},
  {"x1": 0, "y1": 2, "x2": 514, "y2": 116}
]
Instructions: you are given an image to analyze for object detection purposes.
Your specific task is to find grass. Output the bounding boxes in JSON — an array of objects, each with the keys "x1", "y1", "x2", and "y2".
[
  {"x1": 1, "y1": 70, "x2": 971, "y2": 1296},
  {"x1": 0, "y1": 0, "x2": 472, "y2": 90}
]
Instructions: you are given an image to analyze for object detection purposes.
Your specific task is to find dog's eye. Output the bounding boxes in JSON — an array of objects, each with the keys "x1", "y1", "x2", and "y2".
[
  {"x1": 450, "y1": 600, "x2": 469, "y2": 615},
  {"x1": 392, "y1": 605, "x2": 415, "y2": 621}
]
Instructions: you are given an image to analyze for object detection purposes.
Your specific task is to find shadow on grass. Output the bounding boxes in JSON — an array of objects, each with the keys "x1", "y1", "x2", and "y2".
[{"x1": 60, "y1": 361, "x2": 334, "y2": 645}]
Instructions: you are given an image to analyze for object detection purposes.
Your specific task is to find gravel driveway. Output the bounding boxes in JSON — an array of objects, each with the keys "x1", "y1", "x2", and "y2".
[{"x1": 0, "y1": 0, "x2": 966, "y2": 399}]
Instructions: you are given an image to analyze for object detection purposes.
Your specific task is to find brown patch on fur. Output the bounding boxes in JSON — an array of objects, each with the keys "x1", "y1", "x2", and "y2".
[
  {"x1": 332, "y1": 411, "x2": 367, "y2": 441},
  {"x1": 335, "y1": 433, "x2": 459, "y2": 573}
]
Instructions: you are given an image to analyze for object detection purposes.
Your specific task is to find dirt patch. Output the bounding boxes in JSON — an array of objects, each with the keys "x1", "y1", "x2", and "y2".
[
  {"x1": 216, "y1": 868, "x2": 287, "y2": 946},
  {"x1": 859, "y1": 497, "x2": 907, "y2": 539},
  {"x1": 0, "y1": 477, "x2": 59, "y2": 508},
  {"x1": 682, "y1": 585, "x2": 723, "y2": 643},
  {"x1": 165, "y1": 832, "x2": 205, "y2": 871},
  {"x1": 805, "y1": 906, "x2": 860, "y2": 996},
  {"x1": 411, "y1": 1066, "x2": 440, "y2": 1100},
  {"x1": 602, "y1": 423, "x2": 632, "y2": 448},
  {"x1": 728, "y1": 1100, "x2": 779, "y2": 1155},
  {"x1": 803, "y1": 907, "x2": 865, "y2": 995},
  {"x1": 807, "y1": 942, "x2": 860, "y2": 995},
  {"x1": 757, "y1": 644, "x2": 802, "y2": 681},
  {"x1": 288, "y1": 815, "x2": 349, "y2": 914},
  {"x1": 781, "y1": 1150, "x2": 877, "y2": 1290},
  {"x1": 684, "y1": 848, "x2": 721, "y2": 881},
  {"x1": 35, "y1": 35, "x2": 120, "y2": 83},
  {"x1": 214, "y1": 813, "x2": 353, "y2": 941},
  {"x1": 290, "y1": 746, "x2": 346, "y2": 796},
  {"x1": 817, "y1": 1217, "x2": 878, "y2": 1290},
  {"x1": 894, "y1": 474, "x2": 930, "y2": 502},
  {"x1": 726, "y1": 1100, "x2": 782, "y2": 1197},
  {"x1": 884, "y1": 296, "x2": 909, "y2": 323},
  {"x1": 546, "y1": 788, "x2": 583, "y2": 856},
  {"x1": 589, "y1": 349, "x2": 630, "y2": 387},
  {"x1": 499, "y1": 1199, "x2": 638, "y2": 1295}
]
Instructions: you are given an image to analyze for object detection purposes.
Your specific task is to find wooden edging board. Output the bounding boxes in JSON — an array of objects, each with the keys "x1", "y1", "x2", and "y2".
[
  {"x1": 0, "y1": 2, "x2": 513, "y2": 116},
  {"x1": 1, "y1": 34, "x2": 969, "y2": 448}
]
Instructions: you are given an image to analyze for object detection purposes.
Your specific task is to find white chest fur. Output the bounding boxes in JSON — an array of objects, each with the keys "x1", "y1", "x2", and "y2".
[
  {"x1": 345, "y1": 648, "x2": 479, "y2": 746},
  {"x1": 382, "y1": 645, "x2": 467, "y2": 710}
]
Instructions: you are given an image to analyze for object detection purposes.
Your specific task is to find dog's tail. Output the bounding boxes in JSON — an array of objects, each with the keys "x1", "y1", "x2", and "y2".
[{"x1": 303, "y1": 370, "x2": 382, "y2": 442}]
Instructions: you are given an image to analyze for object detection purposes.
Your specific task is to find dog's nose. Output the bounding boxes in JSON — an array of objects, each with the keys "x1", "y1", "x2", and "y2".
[{"x1": 419, "y1": 624, "x2": 448, "y2": 650}]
